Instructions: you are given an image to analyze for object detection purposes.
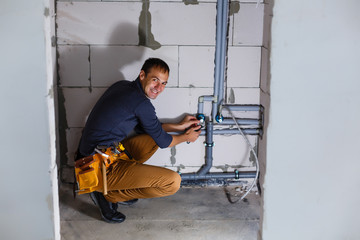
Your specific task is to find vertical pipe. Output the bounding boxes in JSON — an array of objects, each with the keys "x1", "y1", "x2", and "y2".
[
  {"x1": 197, "y1": 121, "x2": 214, "y2": 175},
  {"x1": 212, "y1": 0, "x2": 224, "y2": 121},
  {"x1": 218, "y1": 0, "x2": 229, "y2": 109}
]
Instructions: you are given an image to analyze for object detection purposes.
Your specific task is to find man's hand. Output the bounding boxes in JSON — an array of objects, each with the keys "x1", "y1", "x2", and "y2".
[
  {"x1": 179, "y1": 115, "x2": 200, "y2": 131},
  {"x1": 184, "y1": 124, "x2": 202, "y2": 143},
  {"x1": 168, "y1": 122, "x2": 202, "y2": 147},
  {"x1": 162, "y1": 114, "x2": 200, "y2": 133}
]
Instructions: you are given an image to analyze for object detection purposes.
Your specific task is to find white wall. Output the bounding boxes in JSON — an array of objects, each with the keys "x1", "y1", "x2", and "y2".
[
  {"x1": 0, "y1": 0, "x2": 59, "y2": 239},
  {"x1": 262, "y1": 0, "x2": 360, "y2": 239},
  {"x1": 56, "y1": 0, "x2": 269, "y2": 176}
]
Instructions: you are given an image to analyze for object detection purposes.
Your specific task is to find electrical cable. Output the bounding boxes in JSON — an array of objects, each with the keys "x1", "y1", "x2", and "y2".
[{"x1": 223, "y1": 106, "x2": 260, "y2": 203}]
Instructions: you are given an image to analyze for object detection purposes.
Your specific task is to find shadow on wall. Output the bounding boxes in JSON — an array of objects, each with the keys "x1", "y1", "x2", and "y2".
[
  {"x1": 91, "y1": 22, "x2": 146, "y2": 86},
  {"x1": 58, "y1": 22, "x2": 145, "y2": 183}
]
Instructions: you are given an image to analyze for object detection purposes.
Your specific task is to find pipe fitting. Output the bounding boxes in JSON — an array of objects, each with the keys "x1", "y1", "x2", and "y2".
[
  {"x1": 204, "y1": 142, "x2": 215, "y2": 147},
  {"x1": 196, "y1": 113, "x2": 205, "y2": 123},
  {"x1": 234, "y1": 169, "x2": 239, "y2": 179},
  {"x1": 215, "y1": 114, "x2": 223, "y2": 123},
  {"x1": 198, "y1": 95, "x2": 215, "y2": 103}
]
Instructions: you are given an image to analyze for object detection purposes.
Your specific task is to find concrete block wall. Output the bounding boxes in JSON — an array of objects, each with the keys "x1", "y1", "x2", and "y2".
[{"x1": 56, "y1": 0, "x2": 270, "y2": 175}]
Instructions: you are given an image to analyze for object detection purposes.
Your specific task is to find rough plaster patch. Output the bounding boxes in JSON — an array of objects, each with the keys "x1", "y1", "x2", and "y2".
[
  {"x1": 51, "y1": 36, "x2": 56, "y2": 47},
  {"x1": 88, "y1": 46, "x2": 91, "y2": 88},
  {"x1": 230, "y1": 1, "x2": 240, "y2": 16},
  {"x1": 249, "y1": 143, "x2": 258, "y2": 167},
  {"x1": 215, "y1": 164, "x2": 230, "y2": 172},
  {"x1": 177, "y1": 164, "x2": 186, "y2": 173},
  {"x1": 228, "y1": 88, "x2": 235, "y2": 103},
  {"x1": 138, "y1": 1, "x2": 161, "y2": 50},
  {"x1": 57, "y1": 88, "x2": 69, "y2": 167},
  {"x1": 47, "y1": 85, "x2": 54, "y2": 99},
  {"x1": 183, "y1": 0, "x2": 199, "y2": 5},
  {"x1": 46, "y1": 194, "x2": 53, "y2": 212},
  {"x1": 170, "y1": 146, "x2": 177, "y2": 165},
  {"x1": 214, "y1": 164, "x2": 247, "y2": 172},
  {"x1": 44, "y1": 7, "x2": 50, "y2": 17}
]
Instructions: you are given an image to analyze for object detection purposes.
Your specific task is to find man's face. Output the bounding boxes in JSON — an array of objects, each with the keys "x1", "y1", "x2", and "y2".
[{"x1": 139, "y1": 67, "x2": 169, "y2": 99}]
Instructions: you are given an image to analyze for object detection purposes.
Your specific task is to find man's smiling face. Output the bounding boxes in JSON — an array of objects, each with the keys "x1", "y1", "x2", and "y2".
[{"x1": 139, "y1": 66, "x2": 169, "y2": 100}]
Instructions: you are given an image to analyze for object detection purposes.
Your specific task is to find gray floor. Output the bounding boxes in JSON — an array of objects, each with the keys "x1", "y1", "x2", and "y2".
[{"x1": 59, "y1": 183, "x2": 260, "y2": 240}]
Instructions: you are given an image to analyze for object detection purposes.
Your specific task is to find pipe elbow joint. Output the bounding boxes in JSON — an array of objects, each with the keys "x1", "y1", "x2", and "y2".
[{"x1": 198, "y1": 96, "x2": 205, "y2": 103}]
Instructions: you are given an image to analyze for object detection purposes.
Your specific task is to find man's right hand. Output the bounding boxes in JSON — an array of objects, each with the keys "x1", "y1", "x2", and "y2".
[
  {"x1": 168, "y1": 124, "x2": 201, "y2": 147},
  {"x1": 184, "y1": 125, "x2": 201, "y2": 143}
]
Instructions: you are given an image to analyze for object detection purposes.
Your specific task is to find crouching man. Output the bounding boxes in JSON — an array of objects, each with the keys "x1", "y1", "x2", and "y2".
[{"x1": 76, "y1": 58, "x2": 201, "y2": 223}]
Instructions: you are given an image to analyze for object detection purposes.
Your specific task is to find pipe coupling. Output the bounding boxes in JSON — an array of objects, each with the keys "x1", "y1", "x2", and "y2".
[{"x1": 204, "y1": 142, "x2": 215, "y2": 147}]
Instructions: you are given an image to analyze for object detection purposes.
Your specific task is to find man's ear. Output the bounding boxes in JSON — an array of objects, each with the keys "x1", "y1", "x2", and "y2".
[{"x1": 139, "y1": 70, "x2": 145, "y2": 81}]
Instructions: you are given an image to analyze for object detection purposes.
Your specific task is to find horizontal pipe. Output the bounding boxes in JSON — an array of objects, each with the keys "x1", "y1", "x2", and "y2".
[
  {"x1": 222, "y1": 105, "x2": 262, "y2": 112},
  {"x1": 180, "y1": 171, "x2": 256, "y2": 181},
  {"x1": 218, "y1": 118, "x2": 261, "y2": 125},
  {"x1": 213, "y1": 129, "x2": 261, "y2": 135},
  {"x1": 199, "y1": 128, "x2": 261, "y2": 136}
]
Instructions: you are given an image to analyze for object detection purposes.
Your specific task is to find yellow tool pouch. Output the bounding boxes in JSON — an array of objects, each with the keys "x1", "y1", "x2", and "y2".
[
  {"x1": 74, "y1": 155, "x2": 103, "y2": 195},
  {"x1": 74, "y1": 142, "x2": 131, "y2": 195}
]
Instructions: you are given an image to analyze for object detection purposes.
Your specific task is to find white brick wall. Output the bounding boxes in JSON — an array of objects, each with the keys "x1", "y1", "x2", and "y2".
[
  {"x1": 58, "y1": 45, "x2": 90, "y2": 87},
  {"x1": 56, "y1": 0, "x2": 269, "y2": 173},
  {"x1": 56, "y1": 2, "x2": 141, "y2": 45},
  {"x1": 179, "y1": 46, "x2": 215, "y2": 88},
  {"x1": 150, "y1": 2, "x2": 216, "y2": 45},
  {"x1": 233, "y1": 3, "x2": 265, "y2": 46},
  {"x1": 90, "y1": 46, "x2": 179, "y2": 87},
  {"x1": 227, "y1": 46, "x2": 262, "y2": 87},
  {"x1": 61, "y1": 87, "x2": 106, "y2": 127}
]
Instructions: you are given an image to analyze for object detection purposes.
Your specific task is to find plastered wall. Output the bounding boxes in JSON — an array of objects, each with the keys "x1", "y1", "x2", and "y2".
[
  {"x1": 0, "y1": 0, "x2": 59, "y2": 239},
  {"x1": 262, "y1": 1, "x2": 360, "y2": 239},
  {"x1": 56, "y1": 0, "x2": 271, "y2": 176}
]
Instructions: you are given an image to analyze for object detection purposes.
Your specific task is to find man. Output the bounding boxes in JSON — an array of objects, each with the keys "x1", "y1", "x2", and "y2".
[{"x1": 77, "y1": 58, "x2": 201, "y2": 223}]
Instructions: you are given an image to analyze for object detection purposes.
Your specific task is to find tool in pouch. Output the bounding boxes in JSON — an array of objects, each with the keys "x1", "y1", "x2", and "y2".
[{"x1": 74, "y1": 143, "x2": 131, "y2": 196}]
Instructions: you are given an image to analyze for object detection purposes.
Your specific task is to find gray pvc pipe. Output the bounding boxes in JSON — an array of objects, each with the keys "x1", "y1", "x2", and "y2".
[
  {"x1": 219, "y1": 118, "x2": 261, "y2": 125},
  {"x1": 212, "y1": 0, "x2": 225, "y2": 121},
  {"x1": 217, "y1": 0, "x2": 229, "y2": 109},
  {"x1": 197, "y1": 121, "x2": 214, "y2": 175},
  {"x1": 199, "y1": 128, "x2": 261, "y2": 136},
  {"x1": 181, "y1": 171, "x2": 256, "y2": 181},
  {"x1": 187, "y1": 1, "x2": 259, "y2": 183},
  {"x1": 197, "y1": 95, "x2": 215, "y2": 115},
  {"x1": 213, "y1": 128, "x2": 261, "y2": 135},
  {"x1": 222, "y1": 105, "x2": 263, "y2": 112}
]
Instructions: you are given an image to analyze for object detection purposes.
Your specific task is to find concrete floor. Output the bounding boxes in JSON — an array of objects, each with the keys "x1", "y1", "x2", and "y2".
[{"x1": 59, "y1": 183, "x2": 260, "y2": 240}]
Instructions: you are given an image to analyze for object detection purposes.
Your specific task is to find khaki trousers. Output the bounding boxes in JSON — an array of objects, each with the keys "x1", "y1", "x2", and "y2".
[{"x1": 103, "y1": 134, "x2": 181, "y2": 203}]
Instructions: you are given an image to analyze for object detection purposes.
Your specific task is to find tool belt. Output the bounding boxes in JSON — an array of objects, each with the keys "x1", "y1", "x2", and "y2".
[{"x1": 74, "y1": 142, "x2": 131, "y2": 195}]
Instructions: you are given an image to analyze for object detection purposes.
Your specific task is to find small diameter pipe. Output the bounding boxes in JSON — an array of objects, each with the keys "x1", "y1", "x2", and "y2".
[
  {"x1": 218, "y1": 118, "x2": 261, "y2": 125},
  {"x1": 199, "y1": 128, "x2": 262, "y2": 136},
  {"x1": 222, "y1": 105, "x2": 263, "y2": 112},
  {"x1": 181, "y1": 171, "x2": 256, "y2": 181}
]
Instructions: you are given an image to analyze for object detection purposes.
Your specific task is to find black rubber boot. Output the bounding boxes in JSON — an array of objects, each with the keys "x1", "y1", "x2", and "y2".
[{"x1": 90, "y1": 191, "x2": 126, "y2": 223}]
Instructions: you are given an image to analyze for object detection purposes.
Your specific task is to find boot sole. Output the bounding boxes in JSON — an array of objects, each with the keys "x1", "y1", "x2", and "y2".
[{"x1": 89, "y1": 192, "x2": 125, "y2": 224}]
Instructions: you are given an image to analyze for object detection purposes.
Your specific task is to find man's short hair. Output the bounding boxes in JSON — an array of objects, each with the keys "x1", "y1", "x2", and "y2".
[{"x1": 141, "y1": 58, "x2": 170, "y2": 76}]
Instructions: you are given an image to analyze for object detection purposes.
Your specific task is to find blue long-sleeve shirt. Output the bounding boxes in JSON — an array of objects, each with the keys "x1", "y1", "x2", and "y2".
[{"x1": 78, "y1": 77, "x2": 172, "y2": 156}]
